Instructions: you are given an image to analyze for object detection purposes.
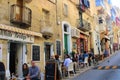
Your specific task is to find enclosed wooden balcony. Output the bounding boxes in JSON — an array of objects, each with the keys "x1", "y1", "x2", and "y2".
[
  {"x1": 77, "y1": 19, "x2": 91, "y2": 31},
  {"x1": 10, "y1": 4, "x2": 32, "y2": 28}
]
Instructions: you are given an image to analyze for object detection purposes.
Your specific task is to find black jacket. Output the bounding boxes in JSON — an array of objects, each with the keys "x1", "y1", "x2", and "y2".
[{"x1": 0, "y1": 62, "x2": 5, "y2": 71}]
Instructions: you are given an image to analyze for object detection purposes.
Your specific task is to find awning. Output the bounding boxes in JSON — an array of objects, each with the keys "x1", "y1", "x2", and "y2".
[{"x1": 0, "y1": 24, "x2": 42, "y2": 37}]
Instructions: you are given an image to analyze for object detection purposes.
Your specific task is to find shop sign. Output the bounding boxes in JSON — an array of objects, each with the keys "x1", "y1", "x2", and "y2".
[{"x1": 0, "y1": 29, "x2": 34, "y2": 43}]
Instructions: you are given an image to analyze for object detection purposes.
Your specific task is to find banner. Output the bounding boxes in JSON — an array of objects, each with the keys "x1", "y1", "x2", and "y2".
[{"x1": 116, "y1": 17, "x2": 120, "y2": 26}]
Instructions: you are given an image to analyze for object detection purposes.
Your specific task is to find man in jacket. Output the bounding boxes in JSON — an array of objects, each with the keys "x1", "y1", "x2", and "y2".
[{"x1": 26, "y1": 61, "x2": 40, "y2": 80}]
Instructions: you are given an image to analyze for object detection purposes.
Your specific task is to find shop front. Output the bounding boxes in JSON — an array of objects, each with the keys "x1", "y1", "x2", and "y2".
[
  {"x1": 77, "y1": 33, "x2": 88, "y2": 54},
  {"x1": 0, "y1": 24, "x2": 42, "y2": 79}
]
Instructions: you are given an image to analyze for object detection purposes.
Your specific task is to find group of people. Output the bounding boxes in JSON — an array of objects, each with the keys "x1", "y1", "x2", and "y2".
[
  {"x1": 0, "y1": 52, "x2": 95, "y2": 80},
  {"x1": 73, "y1": 50, "x2": 95, "y2": 67},
  {"x1": 22, "y1": 61, "x2": 40, "y2": 80}
]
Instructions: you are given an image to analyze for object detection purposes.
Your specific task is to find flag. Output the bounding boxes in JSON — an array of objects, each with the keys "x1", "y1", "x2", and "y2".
[
  {"x1": 115, "y1": 17, "x2": 120, "y2": 26},
  {"x1": 95, "y1": 0, "x2": 104, "y2": 6},
  {"x1": 110, "y1": 8, "x2": 116, "y2": 21}
]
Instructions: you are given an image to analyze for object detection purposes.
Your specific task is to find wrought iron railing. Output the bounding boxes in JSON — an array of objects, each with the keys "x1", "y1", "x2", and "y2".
[{"x1": 77, "y1": 19, "x2": 91, "y2": 31}]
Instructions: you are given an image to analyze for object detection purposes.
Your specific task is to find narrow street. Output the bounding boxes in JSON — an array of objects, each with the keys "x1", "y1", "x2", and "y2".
[{"x1": 71, "y1": 51, "x2": 120, "y2": 80}]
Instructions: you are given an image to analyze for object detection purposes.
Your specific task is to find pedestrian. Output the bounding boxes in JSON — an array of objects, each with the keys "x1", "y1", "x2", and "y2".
[
  {"x1": 62, "y1": 54, "x2": 72, "y2": 77},
  {"x1": 88, "y1": 51, "x2": 93, "y2": 66},
  {"x1": 26, "y1": 61, "x2": 40, "y2": 80},
  {"x1": 0, "y1": 61, "x2": 5, "y2": 80},
  {"x1": 22, "y1": 63, "x2": 29, "y2": 80},
  {"x1": 79, "y1": 53, "x2": 83, "y2": 66},
  {"x1": 103, "y1": 49, "x2": 109, "y2": 58},
  {"x1": 55, "y1": 55, "x2": 62, "y2": 80}
]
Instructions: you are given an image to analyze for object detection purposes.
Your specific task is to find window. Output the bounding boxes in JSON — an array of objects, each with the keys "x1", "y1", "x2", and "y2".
[
  {"x1": 64, "y1": 4, "x2": 68, "y2": 16},
  {"x1": 83, "y1": 0, "x2": 90, "y2": 8},
  {"x1": 56, "y1": 41, "x2": 61, "y2": 55},
  {"x1": 95, "y1": 0, "x2": 104, "y2": 6},
  {"x1": 72, "y1": 42, "x2": 77, "y2": 49},
  {"x1": 42, "y1": 9, "x2": 50, "y2": 26},
  {"x1": 64, "y1": 24, "x2": 68, "y2": 32},
  {"x1": 99, "y1": 17, "x2": 103, "y2": 24},
  {"x1": 32, "y1": 45, "x2": 40, "y2": 61}
]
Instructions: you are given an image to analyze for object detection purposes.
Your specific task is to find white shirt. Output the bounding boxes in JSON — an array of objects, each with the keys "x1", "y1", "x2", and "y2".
[{"x1": 63, "y1": 58, "x2": 72, "y2": 67}]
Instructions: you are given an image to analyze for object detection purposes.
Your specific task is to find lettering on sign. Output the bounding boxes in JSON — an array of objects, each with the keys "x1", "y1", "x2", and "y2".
[{"x1": 0, "y1": 29, "x2": 34, "y2": 43}]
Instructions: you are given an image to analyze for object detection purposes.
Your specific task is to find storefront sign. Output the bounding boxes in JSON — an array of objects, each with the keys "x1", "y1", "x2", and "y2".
[
  {"x1": 0, "y1": 29, "x2": 34, "y2": 43},
  {"x1": 0, "y1": 44, "x2": 2, "y2": 61}
]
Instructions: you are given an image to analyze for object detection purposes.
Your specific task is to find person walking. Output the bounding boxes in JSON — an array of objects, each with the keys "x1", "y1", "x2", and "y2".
[
  {"x1": 55, "y1": 55, "x2": 62, "y2": 80},
  {"x1": 88, "y1": 51, "x2": 93, "y2": 66}
]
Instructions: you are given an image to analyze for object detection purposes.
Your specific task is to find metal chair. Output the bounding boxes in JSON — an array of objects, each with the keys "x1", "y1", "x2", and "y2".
[{"x1": 83, "y1": 57, "x2": 88, "y2": 67}]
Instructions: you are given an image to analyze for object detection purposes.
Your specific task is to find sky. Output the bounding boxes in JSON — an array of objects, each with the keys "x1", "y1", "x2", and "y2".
[{"x1": 111, "y1": 0, "x2": 120, "y2": 8}]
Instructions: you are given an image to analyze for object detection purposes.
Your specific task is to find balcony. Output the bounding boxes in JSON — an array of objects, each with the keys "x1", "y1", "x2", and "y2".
[
  {"x1": 40, "y1": 20, "x2": 53, "y2": 39},
  {"x1": 77, "y1": 19, "x2": 91, "y2": 31},
  {"x1": 10, "y1": 4, "x2": 32, "y2": 28},
  {"x1": 77, "y1": 4, "x2": 85, "y2": 13}
]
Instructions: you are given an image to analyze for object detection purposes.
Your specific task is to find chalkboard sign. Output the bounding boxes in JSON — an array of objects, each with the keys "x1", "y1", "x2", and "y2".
[
  {"x1": 45, "y1": 62, "x2": 57, "y2": 80},
  {"x1": 32, "y1": 45, "x2": 40, "y2": 61}
]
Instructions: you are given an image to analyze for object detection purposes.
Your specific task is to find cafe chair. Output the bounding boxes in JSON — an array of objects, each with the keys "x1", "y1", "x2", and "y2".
[
  {"x1": 83, "y1": 57, "x2": 88, "y2": 67},
  {"x1": 67, "y1": 62, "x2": 75, "y2": 78}
]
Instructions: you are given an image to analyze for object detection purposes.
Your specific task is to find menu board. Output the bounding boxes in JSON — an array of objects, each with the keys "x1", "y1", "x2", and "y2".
[{"x1": 45, "y1": 62, "x2": 57, "y2": 80}]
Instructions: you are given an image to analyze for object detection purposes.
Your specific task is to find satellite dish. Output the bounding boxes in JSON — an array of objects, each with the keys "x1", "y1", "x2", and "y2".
[{"x1": 24, "y1": 0, "x2": 32, "y2": 3}]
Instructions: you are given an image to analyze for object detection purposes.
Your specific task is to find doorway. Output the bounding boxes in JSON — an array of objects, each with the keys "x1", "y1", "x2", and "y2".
[
  {"x1": 80, "y1": 38, "x2": 84, "y2": 53},
  {"x1": 45, "y1": 44, "x2": 51, "y2": 61},
  {"x1": 64, "y1": 34, "x2": 68, "y2": 53},
  {"x1": 9, "y1": 42, "x2": 25, "y2": 77},
  {"x1": 45, "y1": 43, "x2": 54, "y2": 62}
]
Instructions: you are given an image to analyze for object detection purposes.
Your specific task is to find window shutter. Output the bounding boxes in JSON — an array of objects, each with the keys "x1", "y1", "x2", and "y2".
[{"x1": 56, "y1": 41, "x2": 61, "y2": 55}]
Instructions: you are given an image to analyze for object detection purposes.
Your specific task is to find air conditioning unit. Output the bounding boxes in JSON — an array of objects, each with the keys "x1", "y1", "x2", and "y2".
[{"x1": 71, "y1": 28, "x2": 79, "y2": 38}]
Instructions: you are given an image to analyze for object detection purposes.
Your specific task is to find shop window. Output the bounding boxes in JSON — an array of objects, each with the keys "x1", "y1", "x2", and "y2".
[
  {"x1": 32, "y1": 45, "x2": 40, "y2": 61},
  {"x1": 56, "y1": 41, "x2": 61, "y2": 55}
]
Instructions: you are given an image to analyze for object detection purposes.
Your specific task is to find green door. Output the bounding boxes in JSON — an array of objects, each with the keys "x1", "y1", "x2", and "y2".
[{"x1": 64, "y1": 34, "x2": 68, "y2": 54}]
